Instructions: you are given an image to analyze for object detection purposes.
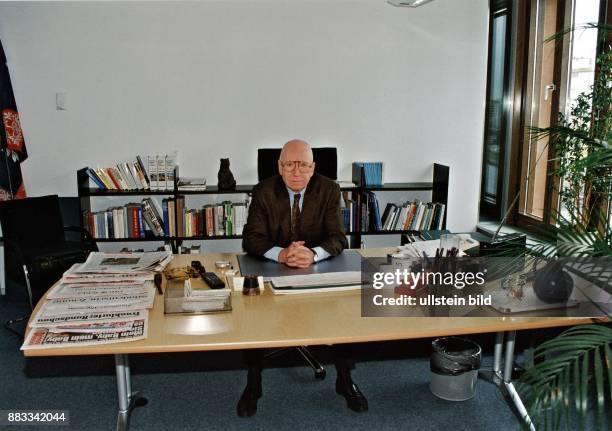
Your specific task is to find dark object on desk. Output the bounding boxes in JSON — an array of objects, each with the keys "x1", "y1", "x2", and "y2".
[
  {"x1": 257, "y1": 147, "x2": 337, "y2": 181},
  {"x1": 237, "y1": 249, "x2": 362, "y2": 279},
  {"x1": 191, "y1": 260, "x2": 225, "y2": 289},
  {"x1": 217, "y1": 158, "x2": 236, "y2": 191},
  {"x1": 477, "y1": 233, "x2": 527, "y2": 256},
  {"x1": 154, "y1": 273, "x2": 163, "y2": 295},
  {"x1": 0, "y1": 195, "x2": 98, "y2": 337},
  {"x1": 242, "y1": 275, "x2": 260, "y2": 296},
  {"x1": 533, "y1": 260, "x2": 574, "y2": 303}
]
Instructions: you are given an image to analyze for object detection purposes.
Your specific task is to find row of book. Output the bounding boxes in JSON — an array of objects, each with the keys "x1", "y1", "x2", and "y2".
[
  {"x1": 352, "y1": 162, "x2": 383, "y2": 186},
  {"x1": 83, "y1": 197, "x2": 250, "y2": 239},
  {"x1": 380, "y1": 201, "x2": 446, "y2": 232},
  {"x1": 340, "y1": 192, "x2": 445, "y2": 233},
  {"x1": 85, "y1": 153, "x2": 179, "y2": 191},
  {"x1": 177, "y1": 200, "x2": 249, "y2": 237}
]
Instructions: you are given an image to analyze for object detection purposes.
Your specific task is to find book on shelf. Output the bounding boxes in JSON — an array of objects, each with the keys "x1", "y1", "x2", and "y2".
[
  {"x1": 338, "y1": 191, "x2": 445, "y2": 233},
  {"x1": 84, "y1": 152, "x2": 178, "y2": 192},
  {"x1": 83, "y1": 197, "x2": 250, "y2": 240},
  {"x1": 148, "y1": 152, "x2": 178, "y2": 191},
  {"x1": 340, "y1": 191, "x2": 354, "y2": 234},
  {"x1": 176, "y1": 199, "x2": 249, "y2": 238},
  {"x1": 380, "y1": 200, "x2": 445, "y2": 232},
  {"x1": 177, "y1": 177, "x2": 207, "y2": 191},
  {"x1": 85, "y1": 159, "x2": 151, "y2": 192}
]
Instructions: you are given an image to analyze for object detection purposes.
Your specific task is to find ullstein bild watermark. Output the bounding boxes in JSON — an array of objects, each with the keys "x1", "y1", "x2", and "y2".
[{"x1": 359, "y1": 256, "x2": 611, "y2": 318}]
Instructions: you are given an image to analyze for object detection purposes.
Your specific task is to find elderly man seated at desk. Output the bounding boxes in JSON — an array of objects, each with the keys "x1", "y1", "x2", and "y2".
[{"x1": 238, "y1": 139, "x2": 367, "y2": 417}]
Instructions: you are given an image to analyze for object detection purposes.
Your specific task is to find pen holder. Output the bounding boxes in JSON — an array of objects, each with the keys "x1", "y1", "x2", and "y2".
[{"x1": 243, "y1": 275, "x2": 261, "y2": 296}]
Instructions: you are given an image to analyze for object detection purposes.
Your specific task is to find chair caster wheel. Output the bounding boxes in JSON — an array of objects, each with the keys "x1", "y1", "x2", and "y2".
[{"x1": 314, "y1": 369, "x2": 326, "y2": 380}]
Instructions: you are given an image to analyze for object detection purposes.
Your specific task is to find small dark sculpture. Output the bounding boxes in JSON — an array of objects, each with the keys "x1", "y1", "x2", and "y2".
[
  {"x1": 533, "y1": 260, "x2": 574, "y2": 303},
  {"x1": 217, "y1": 158, "x2": 236, "y2": 190}
]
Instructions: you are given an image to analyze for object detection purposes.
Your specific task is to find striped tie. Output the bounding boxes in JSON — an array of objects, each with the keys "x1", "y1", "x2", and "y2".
[{"x1": 290, "y1": 193, "x2": 301, "y2": 241}]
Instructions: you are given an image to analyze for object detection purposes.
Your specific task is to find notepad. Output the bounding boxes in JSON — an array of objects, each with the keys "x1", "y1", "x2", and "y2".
[{"x1": 269, "y1": 271, "x2": 364, "y2": 294}]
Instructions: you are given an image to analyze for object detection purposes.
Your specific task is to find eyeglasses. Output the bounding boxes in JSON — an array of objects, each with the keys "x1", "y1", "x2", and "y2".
[{"x1": 280, "y1": 160, "x2": 315, "y2": 173}]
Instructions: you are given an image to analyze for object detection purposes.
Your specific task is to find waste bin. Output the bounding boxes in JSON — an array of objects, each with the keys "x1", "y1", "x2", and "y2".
[{"x1": 430, "y1": 337, "x2": 482, "y2": 401}]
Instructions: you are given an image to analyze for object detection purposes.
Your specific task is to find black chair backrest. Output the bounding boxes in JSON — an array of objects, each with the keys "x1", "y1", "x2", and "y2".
[
  {"x1": 0, "y1": 195, "x2": 65, "y2": 245},
  {"x1": 257, "y1": 147, "x2": 338, "y2": 181}
]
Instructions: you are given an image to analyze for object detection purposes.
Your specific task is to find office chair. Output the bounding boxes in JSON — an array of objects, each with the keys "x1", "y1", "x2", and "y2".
[
  {"x1": 0, "y1": 195, "x2": 98, "y2": 337},
  {"x1": 257, "y1": 147, "x2": 338, "y2": 379}
]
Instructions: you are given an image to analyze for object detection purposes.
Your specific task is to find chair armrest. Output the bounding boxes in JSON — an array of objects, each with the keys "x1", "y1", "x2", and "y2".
[{"x1": 63, "y1": 225, "x2": 96, "y2": 244}]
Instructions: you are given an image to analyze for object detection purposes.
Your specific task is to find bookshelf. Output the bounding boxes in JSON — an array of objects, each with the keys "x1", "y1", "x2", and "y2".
[
  {"x1": 344, "y1": 163, "x2": 448, "y2": 248},
  {"x1": 76, "y1": 163, "x2": 449, "y2": 251}
]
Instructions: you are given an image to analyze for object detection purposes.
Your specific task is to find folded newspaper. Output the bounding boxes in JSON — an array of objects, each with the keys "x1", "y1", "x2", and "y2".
[
  {"x1": 21, "y1": 251, "x2": 172, "y2": 350},
  {"x1": 74, "y1": 251, "x2": 172, "y2": 274}
]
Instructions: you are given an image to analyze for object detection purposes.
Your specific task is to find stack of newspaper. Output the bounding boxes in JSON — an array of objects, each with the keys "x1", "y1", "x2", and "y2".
[{"x1": 21, "y1": 251, "x2": 172, "y2": 350}]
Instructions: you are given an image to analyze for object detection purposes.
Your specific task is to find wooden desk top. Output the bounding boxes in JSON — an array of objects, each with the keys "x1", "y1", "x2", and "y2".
[{"x1": 24, "y1": 250, "x2": 597, "y2": 357}]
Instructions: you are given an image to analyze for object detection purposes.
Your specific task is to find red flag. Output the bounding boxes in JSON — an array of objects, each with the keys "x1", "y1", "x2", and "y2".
[{"x1": 0, "y1": 39, "x2": 27, "y2": 200}]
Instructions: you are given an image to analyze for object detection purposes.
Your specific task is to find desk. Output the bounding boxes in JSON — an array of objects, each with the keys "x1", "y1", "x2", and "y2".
[{"x1": 24, "y1": 250, "x2": 598, "y2": 430}]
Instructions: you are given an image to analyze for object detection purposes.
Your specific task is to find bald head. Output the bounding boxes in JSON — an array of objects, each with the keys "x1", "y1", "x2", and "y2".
[
  {"x1": 278, "y1": 139, "x2": 315, "y2": 192},
  {"x1": 279, "y1": 139, "x2": 313, "y2": 162}
]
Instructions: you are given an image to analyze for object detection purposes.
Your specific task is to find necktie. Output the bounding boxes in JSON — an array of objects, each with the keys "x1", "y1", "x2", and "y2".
[{"x1": 290, "y1": 193, "x2": 301, "y2": 241}]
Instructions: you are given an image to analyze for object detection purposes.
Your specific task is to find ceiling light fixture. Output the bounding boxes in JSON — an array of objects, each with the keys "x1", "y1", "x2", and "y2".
[{"x1": 387, "y1": 0, "x2": 436, "y2": 7}]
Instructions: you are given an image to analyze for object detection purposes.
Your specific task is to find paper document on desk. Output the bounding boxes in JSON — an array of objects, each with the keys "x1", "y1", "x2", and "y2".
[
  {"x1": 21, "y1": 319, "x2": 147, "y2": 350},
  {"x1": 47, "y1": 282, "x2": 152, "y2": 300},
  {"x1": 75, "y1": 251, "x2": 172, "y2": 274},
  {"x1": 30, "y1": 309, "x2": 148, "y2": 328},
  {"x1": 269, "y1": 271, "x2": 364, "y2": 294},
  {"x1": 41, "y1": 288, "x2": 155, "y2": 313},
  {"x1": 394, "y1": 237, "x2": 478, "y2": 258}
]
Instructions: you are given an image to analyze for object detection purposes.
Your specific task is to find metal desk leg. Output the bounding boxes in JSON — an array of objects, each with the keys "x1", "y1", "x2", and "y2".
[
  {"x1": 501, "y1": 331, "x2": 535, "y2": 431},
  {"x1": 115, "y1": 354, "x2": 147, "y2": 431},
  {"x1": 478, "y1": 332, "x2": 503, "y2": 385},
  {"x1": 493, "y1": 331, "x2": 503, "y2": 376},
  {"x1": 479, "y1": 332, "x2": 535, "y2": 431}
]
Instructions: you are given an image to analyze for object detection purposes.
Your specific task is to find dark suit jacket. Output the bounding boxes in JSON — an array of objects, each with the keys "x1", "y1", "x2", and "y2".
[{"x1": 242, "y1": 173, "x2": 348, "y2": 257}]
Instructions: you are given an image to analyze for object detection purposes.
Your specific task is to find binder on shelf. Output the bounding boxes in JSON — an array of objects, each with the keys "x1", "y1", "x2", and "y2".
[{"x1": 351, "y1": 162, "x2": 383, "y2": 187}]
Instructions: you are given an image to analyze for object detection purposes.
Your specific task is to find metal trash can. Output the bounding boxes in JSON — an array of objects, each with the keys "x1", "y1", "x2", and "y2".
[{"x1": 430, "y1": 337, "x2": 482, "y2": 401}]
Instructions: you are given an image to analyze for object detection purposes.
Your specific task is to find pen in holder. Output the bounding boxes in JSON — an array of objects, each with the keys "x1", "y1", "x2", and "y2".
[{"x1": 243, "y1": 275, "x2": 261, "y2": 296}]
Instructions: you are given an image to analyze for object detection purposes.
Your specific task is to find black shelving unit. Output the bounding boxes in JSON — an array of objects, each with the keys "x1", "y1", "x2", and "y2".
[
  {"x1": 345, "y1": 163, "x2": 449, "y2": 248},
  {"x1": 77, "y1": 163, "x2": 449, "y2": 251}
]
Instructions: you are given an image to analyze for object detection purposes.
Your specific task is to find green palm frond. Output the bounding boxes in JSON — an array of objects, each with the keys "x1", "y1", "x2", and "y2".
[
  {"x1": 543, "y1": 23, "x2": 612, "y2": 44},
  {"x1": 526, "y1": 206, "x2": 612, "y2": 259},
  {"x1": 519, "y1": 325, "x2": 612, "y2": 431}
]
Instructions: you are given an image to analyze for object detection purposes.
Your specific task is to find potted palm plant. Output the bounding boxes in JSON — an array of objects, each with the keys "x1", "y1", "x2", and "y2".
[{"x1": 516, "y1": 23, "x2": 611, "y2": 430}]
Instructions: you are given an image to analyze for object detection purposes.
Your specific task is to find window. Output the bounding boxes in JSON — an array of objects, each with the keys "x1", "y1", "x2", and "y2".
[
  {"x1": 480, "y1": 0, "x2": 513, "y2": 221},
  {"x1": 518, "y1": 0, "x2": 602, "y2": 224},
  {"x1": 480, "y1": 0, "x2": 606, "y2": 229}
]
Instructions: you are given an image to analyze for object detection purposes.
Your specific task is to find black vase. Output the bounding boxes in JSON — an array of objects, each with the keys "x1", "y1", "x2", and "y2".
[
  {"x1": 217, "y1": 158, "x2": 236, "y2": 191},
  {"x1": 533, "y1": 260, "x2": 574, "y2": 303}
]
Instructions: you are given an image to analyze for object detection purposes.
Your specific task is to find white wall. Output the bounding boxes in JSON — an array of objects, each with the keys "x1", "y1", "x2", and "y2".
[{"x1": 0, "y1": 0, "x2": 488, "y2": 232}]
